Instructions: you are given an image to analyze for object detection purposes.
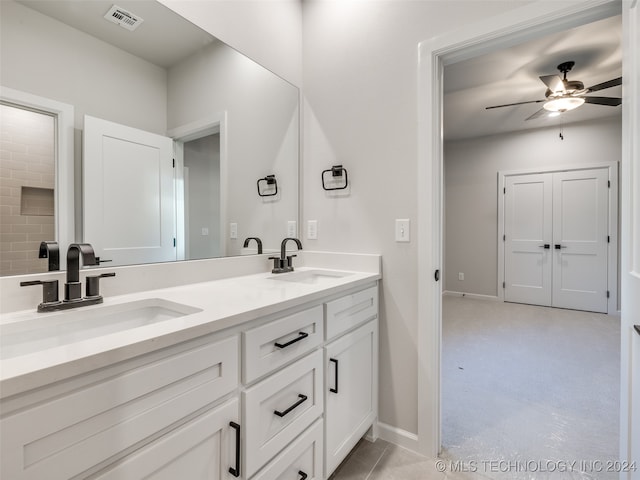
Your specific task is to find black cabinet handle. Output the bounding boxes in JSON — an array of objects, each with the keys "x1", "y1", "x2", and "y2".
[
  {"x1": 634, "y1": 325, "x2": 640, "y2": 336},
  {"x1": 229, "y1": 421, "x2": 240, "y2": 477},
  {"x1": 298, "y1": 471, "x2": 308, "y2": 480},
  {"x1": 538, "y1": 244, "x2": 550, "y2": 249},
  {"x1": 274, "y1": 332, "x2": 309, "y2": 349},
  {"x1": 330, "y1": 358, "x2": 339, "y2": 394},
  {"x1": 274, "y1": 394, "x2": 307, "y2": 417},
  {"x1": 555, "y1": 244, "x2": 567, "y2": 249}
]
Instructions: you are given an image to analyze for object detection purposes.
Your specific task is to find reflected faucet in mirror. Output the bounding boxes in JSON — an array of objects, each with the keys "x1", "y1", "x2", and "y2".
[
  {"x1": 39, "y1": 241, "x2": 59, "y2": 271},
  {"x1": 243, "y1": 237, "x2": 263, "y2": 254},
  {"x1": 270, "y1": 238, "x2": 302, "y2": 274}
]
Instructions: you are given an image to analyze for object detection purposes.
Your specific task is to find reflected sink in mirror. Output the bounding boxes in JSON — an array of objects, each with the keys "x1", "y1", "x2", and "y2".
[
  {"x1": 0, "y1": 298, "x2": 202, "y2": 359},
  {"x1": 268, "y1": 270, "x2": 354, "y2": 285}
]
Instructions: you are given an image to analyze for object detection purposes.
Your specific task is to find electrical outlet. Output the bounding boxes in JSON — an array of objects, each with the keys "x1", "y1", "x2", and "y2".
[
  {"x1": 307, "y1": 220, "x2": 318, "y2": 240},
  {"x1": 287, "y1": 220, "x2": 297, "y2": 237},
  {"x1": 395, "y1": 219, "x2": 410, "y2": 242},
  {"x1": 201, "y1": 227, "x2": 209, "y2": 236},
  {"x1": 458, "y1": 272, "x2": 464, "y2": 281},
  {"x1": 230, "y1": 223, "x2": 238, "y2": 239}
]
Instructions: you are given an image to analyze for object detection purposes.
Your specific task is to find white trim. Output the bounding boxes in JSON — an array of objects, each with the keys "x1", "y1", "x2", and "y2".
[
  {"x1": 0, "y1": 86, "x2": 75, "y2": 257},
  {"x1": 376, "y1": 422, "x2": 419, "y2": 455},
  {"x1": 169, "y1": 112, "x2": 228, "y2": 258},
  {"x1": 443, "y1": 291, "x2": 500, "y2": 302},
  {"x1": 497, "y1": 162, "x2": 619, "y2": 314},
  {"x1": 417, "y1": 0, "x2": 623, "y2": 458}
]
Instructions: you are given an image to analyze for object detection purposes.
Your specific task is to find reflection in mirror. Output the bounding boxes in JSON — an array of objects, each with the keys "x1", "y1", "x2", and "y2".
[
  {"x1": 0, "y1": 103, "x2": 55, "y2": 275},
  {"x1": 0, "y1": 0, "x2": 299, "y2": 274}
]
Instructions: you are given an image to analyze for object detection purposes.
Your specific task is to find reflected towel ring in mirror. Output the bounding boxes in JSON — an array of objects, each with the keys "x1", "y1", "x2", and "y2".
[
  {"x1": 257, "y1": 175, "x2": 278, "y2": 197},
  {"x1": 322, "y1": 165, "x2": 348, "y2": 191}
]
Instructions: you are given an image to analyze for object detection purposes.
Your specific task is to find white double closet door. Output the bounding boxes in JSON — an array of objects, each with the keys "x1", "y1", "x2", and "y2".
[{"x1": 504, "y1": 167, "x2": 610, "y2": 313}]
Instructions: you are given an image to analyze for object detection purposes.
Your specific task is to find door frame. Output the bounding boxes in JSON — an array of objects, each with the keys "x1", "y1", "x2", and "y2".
[
  {"x1": 497, "y1": 162, "x2": 619, "y2": 314},
  {"x1": 168, "y1": 112, "x2": 228, "y2": 259},
  {"x1": 0, "y1": 86, "x2": 75, "y2": 256},
  {"x1": 417, "y1": 0, "x2": 627, "y2": 458}
]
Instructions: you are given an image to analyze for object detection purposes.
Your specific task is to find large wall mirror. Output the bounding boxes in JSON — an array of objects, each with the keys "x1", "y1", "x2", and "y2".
[{"x1": 0, "y1": 0, "x2": 299, "y2": 275}]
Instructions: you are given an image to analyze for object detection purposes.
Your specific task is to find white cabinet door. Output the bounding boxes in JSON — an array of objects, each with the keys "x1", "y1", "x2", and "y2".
[
  {"x1": 83, "y1": 115, "x2": 175, "y2": 266},
  {"x1": 552, "y1": 169, "x2": 609, "y2": 313},
  {"x1": 92, "y1": 398, "x2": 240, "y2": 480},
  {"x1": 504, "y1": 173, "x2": 553, "y2": 307},
  {"x1": 324, "y1": 320, "x2": 378, "y2": 477}
]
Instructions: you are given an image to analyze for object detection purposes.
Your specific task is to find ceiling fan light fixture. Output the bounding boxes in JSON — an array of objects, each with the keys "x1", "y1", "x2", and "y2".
[{"x1": 543, "y1": 96, "x2": 585, "y2": 113}]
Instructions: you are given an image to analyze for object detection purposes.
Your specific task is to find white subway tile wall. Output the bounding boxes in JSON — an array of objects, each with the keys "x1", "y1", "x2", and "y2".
[{"x1": 0, "y1": 104, "x2": 55, "y2": 276}]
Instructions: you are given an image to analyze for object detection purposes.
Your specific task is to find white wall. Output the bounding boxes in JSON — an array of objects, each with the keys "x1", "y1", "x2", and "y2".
[
  {"x1": 158, "y1": 0, "x2": 302, "y2": 87},
  {"x1": 301, "y1": 0, "x2": 530, "y2": 436},
  {"x1": 0, "y1": 0, "x2": 167, "y2": 134},
  {"x1": 444, "y1": 115, "x2": 622, "y2": 297}
]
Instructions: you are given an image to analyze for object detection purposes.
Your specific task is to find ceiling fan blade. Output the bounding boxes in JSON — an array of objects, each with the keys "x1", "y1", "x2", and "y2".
[
  {"x1": 587, "y1": 77, "x2": 622, "y2": 92},
  {"x1": 583, "y1": 96, "x2": 622, "y2": 106},
  {"x1": 525, "y1": 108, "x2": 549, "y2": 121},
  {"x1": 539, "y1": 75, "x2": 564, "y2": 93},
  {"x1": 485, "y1": 99, "x2": 544, "y2": 110}
]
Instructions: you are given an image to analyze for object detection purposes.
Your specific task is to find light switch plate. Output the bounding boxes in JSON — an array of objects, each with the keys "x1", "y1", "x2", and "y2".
[
  {"x1": 230, "y1": 223, "x2": 238, "y2": 239},
  {"x1": 395, "y1": 219, "x2": 410, "y2": 242},
  {"x1": 307, "y1": 220, "x2": 318, "y2": 240},
  {"x1": 287, "y1": 220, "x2": 297, "y2": 237}
]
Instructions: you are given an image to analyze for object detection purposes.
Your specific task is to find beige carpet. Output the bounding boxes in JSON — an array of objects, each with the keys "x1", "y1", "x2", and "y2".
[{"x1": 441, "y1": 295, "x2": 620, "y2": 480}]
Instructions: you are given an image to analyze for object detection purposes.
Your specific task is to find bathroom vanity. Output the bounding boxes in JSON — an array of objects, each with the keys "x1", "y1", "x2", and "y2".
[{"x1": 0, "y1": 258, "x2": 380, "y2": 480}]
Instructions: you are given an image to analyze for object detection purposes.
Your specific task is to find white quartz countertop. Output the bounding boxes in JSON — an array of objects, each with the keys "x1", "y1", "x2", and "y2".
[{"x1": 0, "y1": 267, "x2": 379, "y2": 399}]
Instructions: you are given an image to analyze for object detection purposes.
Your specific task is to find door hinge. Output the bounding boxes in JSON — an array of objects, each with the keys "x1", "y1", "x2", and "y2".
[
  {"x1": 608, "y1": 180, "x2": 610, "y2": 188},
  {"x1": 173, "y1": 238, "x2": 176, "y2": 247},
  {"x1": 607, "y1": 235, "x2": 610, "y2": 243},
  {"x1": 503, "y1": 187, "x2": 506, "y2": 194},
  {"x1": 503, "y1": 234, "x2": 506, "y2": 241},
  {"x1": 502, "y1": 281, "x2": 506, "y2": 289},
  {"x1": 607, "y1": 290, "x2": 610, "y2": 298},
  {"x1": 172, "y1": 158, "x2": 175, "y2": 168}
]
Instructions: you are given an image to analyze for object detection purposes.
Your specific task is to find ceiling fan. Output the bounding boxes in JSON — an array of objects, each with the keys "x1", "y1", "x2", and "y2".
[{"x1": 485, "y1": 61, "x2": 622, "y2": 121}]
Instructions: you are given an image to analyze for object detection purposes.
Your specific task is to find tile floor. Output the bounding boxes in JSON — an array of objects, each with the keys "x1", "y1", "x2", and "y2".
[{"x1": 330, "y1": 297, "x2": 620, "y2": 480}]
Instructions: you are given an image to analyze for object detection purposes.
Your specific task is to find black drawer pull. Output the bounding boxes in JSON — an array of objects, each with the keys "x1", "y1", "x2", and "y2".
[
  {"x1": 330, "y1": 358, "x2": 339, "y2": 394},
  {"x1": 634, "y1": 325, "x2": 640, "y2": 336},
  {"x1": 274, "y1": 394, "x2": 307, "y2": 417},
  {"x1": 274, "y1": 331, "x2": 309, "y2": 349},
  {"x1": 298, "y1": 471, "x2": 308, "y2": 480},
  {"x1": 229, "y1": 421, "x2": 240, "y2": 477}
]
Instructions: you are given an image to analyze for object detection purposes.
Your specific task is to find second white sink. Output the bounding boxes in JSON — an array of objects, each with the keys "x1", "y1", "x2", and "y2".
[
  {"x1": 0, "y1": 298, "x2": 202, "y2": 359},
  {"x1": 268, "y1": 269, "x2": 353, "y2": 284}
]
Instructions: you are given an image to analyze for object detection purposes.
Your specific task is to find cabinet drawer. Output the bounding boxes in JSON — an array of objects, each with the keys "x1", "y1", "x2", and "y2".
[
  {"x1": 0, "y1": 335, "x2": 239, "y2": 480},
  {"x1": 243, "y1": 349, "x2": 323, "y2": 478},
  {"x1": 325, "y1": 285, "x2": 378, "y2": 340},
  {"x1": 244, "y1": 305, "x2": 323, "y2": 383},
  {"x1": 252, "y1": 419, "x2": 323, "y2": 480},
  {"x1": 91, "y1": 398, "x2": 240, "y2": 480}
]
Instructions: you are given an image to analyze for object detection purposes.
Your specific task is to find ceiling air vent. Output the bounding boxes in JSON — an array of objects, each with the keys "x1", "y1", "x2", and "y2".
[{"x1": 104, "y1": 5, "x2": 144, "y2": 31}]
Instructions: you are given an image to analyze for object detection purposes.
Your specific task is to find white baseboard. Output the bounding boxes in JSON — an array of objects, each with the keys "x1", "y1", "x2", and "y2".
[
  {"x1": 376, "y1": 421, "x2": 420, "y2": 454},
  {"x1": 443, "y1": 290, "x2": 500, "y2": 301}
]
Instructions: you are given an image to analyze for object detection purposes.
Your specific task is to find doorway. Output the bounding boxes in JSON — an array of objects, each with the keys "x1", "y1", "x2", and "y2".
[{"x1": 416, "y1": 0, "x2": 629, "y2": 460}]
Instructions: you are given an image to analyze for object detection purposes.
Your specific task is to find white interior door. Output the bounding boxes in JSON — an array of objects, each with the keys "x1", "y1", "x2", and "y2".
[
  {"x1": 552, "y1": 169, "x2": 609, "y2": 313},
  {"x1": 504, "y1": 173, "x2": 553, "y2": 307},
  {"x1": 83, "y1": 115, "x2": 175, "y2": 266}
]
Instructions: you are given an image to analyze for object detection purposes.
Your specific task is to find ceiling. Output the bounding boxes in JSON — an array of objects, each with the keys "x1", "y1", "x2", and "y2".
[
  {"x1": 16, "y1": 0, "x2": 216, "y2": 69},
  {"x1": 443, "y1": 14, "x2": 622, "y2": 141}
]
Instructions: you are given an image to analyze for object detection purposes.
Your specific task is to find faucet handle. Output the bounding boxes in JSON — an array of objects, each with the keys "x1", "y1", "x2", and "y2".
[
  {"x1": 286, "y1": 254, "x2": 297, "y2": 269},
  {"x1": 20, "y1": 280, "x2": 61, "y2": 310},
  {"x1": 268, "y1": 256, "x2": 284, "y2": 273},
  {"x1": 95, "y1": 257, "x2": 112, "y2": 264},
  {"x1": 86, "y1": 272, "x2": 116, "y2": 298}
]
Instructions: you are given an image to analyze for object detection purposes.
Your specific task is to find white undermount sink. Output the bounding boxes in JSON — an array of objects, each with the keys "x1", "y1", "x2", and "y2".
[
  {"x1": 268, "y1": 269, "x2": 353, "y2": 284},
  {"x1": 0, "y1": 298, "x2": 202, "y2": 360}
]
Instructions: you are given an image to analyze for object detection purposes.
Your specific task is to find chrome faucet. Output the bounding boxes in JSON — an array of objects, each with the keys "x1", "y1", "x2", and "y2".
[
  {"x1": 20, "y1": 242, "x2": 115, "y2": 312},
  {"x1": 243, "y1": 237, "x2": 263, "y2": 254},
  {"x1": 269, "y1": 238, "x2": 302, "y2": 274}
]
